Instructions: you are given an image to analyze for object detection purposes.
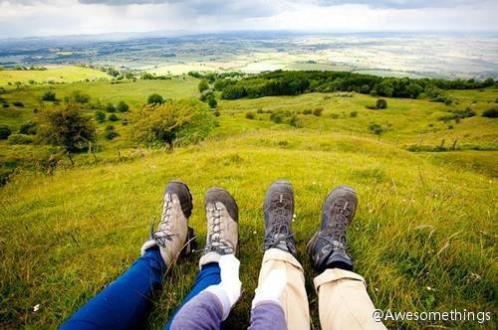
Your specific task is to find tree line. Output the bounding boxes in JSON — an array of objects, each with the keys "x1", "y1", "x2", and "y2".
[{"x1": 217, "y1": 70, "x2": 496, "y2": 100}]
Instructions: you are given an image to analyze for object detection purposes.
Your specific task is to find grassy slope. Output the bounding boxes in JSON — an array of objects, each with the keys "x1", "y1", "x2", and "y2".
[
  {"x1": 1, "y1": 77, "x2": 497, "y2": 329},
  {"x1": 0, "y1": 66, "x2": 110, "y2": 87}
]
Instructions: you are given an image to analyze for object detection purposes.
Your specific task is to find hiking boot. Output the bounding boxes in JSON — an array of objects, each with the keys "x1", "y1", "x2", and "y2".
[
  {"x1": 199, "y1": 187, "x2": 239, "y2": 267},
  {"x1": 307, "y1": 185, "x2": 357, "y2": 272},
  {"x1": 263, "y1": 180, "x2": 297, "y2": 256},
  {"x1": 141, "y1": 180, "x2": 196, "y2": 266}
]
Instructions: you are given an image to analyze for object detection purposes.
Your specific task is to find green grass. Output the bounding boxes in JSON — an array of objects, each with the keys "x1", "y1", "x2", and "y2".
[
  {"x1": 0, "y1": 66, "x2": 110, "y2": 87},
  {"x1": 0, "y1": 74, "x2": 497, "y2": 329}
]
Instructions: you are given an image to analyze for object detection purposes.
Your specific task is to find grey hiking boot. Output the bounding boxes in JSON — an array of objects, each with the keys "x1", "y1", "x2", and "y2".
[
  {"x1": 307, "y1": 185, "x2": 357, "y2": 272},
  {"x1": 141, "y1": 181, "x2": 196, "y2": 267},
  {"x1": 199, "y1": 187, "x2": 239, "y2": 267},
  {"x1": 263, "y1": 180, "x2": 297, "y2": 256}
]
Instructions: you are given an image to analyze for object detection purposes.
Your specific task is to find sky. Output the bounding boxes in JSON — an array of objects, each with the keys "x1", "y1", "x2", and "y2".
[{"x1": 0, "y1": 0, "x2": 497, "y2": 38}]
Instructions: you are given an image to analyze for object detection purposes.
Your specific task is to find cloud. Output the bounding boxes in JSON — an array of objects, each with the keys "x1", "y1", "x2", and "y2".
[
  {"x1": 314, "y1": 0, "x2": 486, "y2": 9},
  {"x1": 0, "y1": 0, "x2": 497, "y2": 38}
]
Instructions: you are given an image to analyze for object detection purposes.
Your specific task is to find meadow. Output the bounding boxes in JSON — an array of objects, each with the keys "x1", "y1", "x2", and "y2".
[{"x1": 0, "y1": 67, "x2": 497, "y2": 329}]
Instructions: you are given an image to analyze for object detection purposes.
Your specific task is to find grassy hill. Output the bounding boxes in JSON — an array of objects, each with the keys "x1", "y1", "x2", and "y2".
[{"x1": 0, "y1": 70, "x2": 497, "y2": 329}]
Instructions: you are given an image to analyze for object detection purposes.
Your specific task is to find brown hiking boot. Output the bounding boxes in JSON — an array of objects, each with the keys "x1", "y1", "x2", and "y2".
[
  {"x1": 199, "y1": 187, "x2": 239, "y2": 267},
  {"x1": 141, "y1": 180, "x2": 196, "y2": 267},
  {"x1": 263, "y1": 180, "x2": 297, "y2": 256},
  {"x1": 307, "y1": 185, "x2": 357, "y2": 272}
]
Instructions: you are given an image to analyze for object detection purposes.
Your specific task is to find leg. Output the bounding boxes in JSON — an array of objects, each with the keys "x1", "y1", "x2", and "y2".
[
  {"x1": 166, "y1": 187, "x2": 240, "y2": 329},
  {"x1": 251, "y1": 181, "x2": 310, "y2": 330},
  {"x1": 314, "y1": 269, "x2": 386, "y2": 329},
  {"x1": 62, "y1": 181, "x2": 195, "y2": 330},
  {"x1": 255, "y1": 248, "x2": 310, "y2": 330},
  {"x1": 307, "y1": 185, "x2": 386, "y2": 330},
  {"x1": 61, "y1": 248, "x2": 166, "y2": 330},
  {"x1": 164, "y1": 262, "x2": 221, "y2": 329}
]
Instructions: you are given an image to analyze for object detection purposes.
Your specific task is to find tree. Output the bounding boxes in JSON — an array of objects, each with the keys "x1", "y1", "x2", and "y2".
[
  {"x1": 0, "y1": 125, "x2": 11, "y2": 140},
  {"x1": 208, "y1": 97, "x2": 217, "y2": 109},
  {"x1": 42, "y1": 91, "x2": 57, "y2": 102},
  {"x1": 376, "y1": 99, "x2": 388, "y2": 109},
  {"x1": 37, "y1": 105, "x2": 96, "y2": 162},
  {"x1": 130, "y1": 99, "x2": 216, "y2": 149},
  {"x1": 406, "y1": 83, "x2": 423, "y2": 99},
  {"x1": 198, "y1": 80, "x2": 209, "y2": 93},
  {"x1": 147, "y1": 93, "x2": 164, "y2": 105},
  {"x1": 117, "y1": 101, "x2": 129, "y2": 112},
  {"x1": 108, "y1": 113, "x2": 119, "y2": 121}
]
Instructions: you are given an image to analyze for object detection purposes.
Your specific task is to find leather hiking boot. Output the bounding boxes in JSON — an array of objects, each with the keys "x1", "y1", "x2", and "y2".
[
  {"x1": 199, "y1": 187, "x2": 239, "y2": 267},
  {"x1": 141, "y1": 180, "x2": 196, "y2": 267},
  {"x1": 263, "y1": 180, "x2": 297, "y2": 256},
  {"x1": 307, "y1": 185, "x2": 357, "y2": 272}
]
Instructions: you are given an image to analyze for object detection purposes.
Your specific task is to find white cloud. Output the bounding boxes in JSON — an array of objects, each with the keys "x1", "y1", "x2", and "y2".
[{"x1": 0, "y1": 0, "x2": 496, "y2": 38}]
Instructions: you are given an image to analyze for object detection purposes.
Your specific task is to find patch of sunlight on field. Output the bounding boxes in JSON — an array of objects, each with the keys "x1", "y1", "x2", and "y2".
[{"x1": 0, "y1": 66, "x2": 110, "y2": 86}]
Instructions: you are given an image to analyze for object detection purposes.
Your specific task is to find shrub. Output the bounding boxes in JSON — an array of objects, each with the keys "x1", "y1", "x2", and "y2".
[
  {"x1": 495, "y1": 98, "x2": 498, "y2": 103},
  {"x1": 214, "y1": 110, "x2": 221, "y2": 117},
  {"x1": 302, "y1": 109, "x2": 312, "y2": 115},
  {"x1": 246, "y1": 112, "x2": 255, "y2": 120},
  {"x1": 130, "y1": 99, "x2": 216, "y2": 149},
  {"x1": 41, "y1": 91, "x2": 57, "y2": 102},
  {"x1": 330, "y1": 113, "x2": 339, "y2": 119},
  {"x1": 37, "y1": 105, "x2": 96, "y2": 154},
  {"x1": 0, "y1": 125, "x2": 12, "y2": 139},
  {"x1": 369, "y1": 123, "x2": 385, "y2": 136},
  {"x1": 200, "y1": 90, "x2": 214, "y2": 102},
  {"x1": 289, "y1": 115, "x2": 302, "y2": 128},
  {"x1": 108, "y1": 113, "x2": 119, "y2": 122},
  {"x1": 208, "y1": 97, "x2": 217, "y2": 109},
  {"x1": 104, "y1": 125, "x2": 119, "y2": 140},
  {"x1": 482, "y1": 107, "x2": 498, "y2": 118},
  {"x1": 13, "y1": 101, "x2": 24, "y2": 107},
  {"x1": 70, "y1": 90, "x2": 91, "y2": 104},
  {"x1": 105, "y1": 103, "x2": 116, "y2": 113},
  {"x1": 313, "y1": 108, "x2": 323, "y2": 116},
  {"x1": 95, "y1": 111, "x2": 106, "y2": 123},
  {"x1": 439, "y1": 108, "x2": 476, "y2": 122},
  {"x1": 7, "y1": 134, "x2": 33, "y2": 145},
  {"x1": 256, "y1": 108, "x2": 264, "y2": 114},
  {"x1": 270, "y1": 113, "x2": 284, "y2": 124},
  {"x1": 122, "y1": 119, "x2": 128, "y2": 125},
  {"x1": 376, "y1": 99, "x2": 388, "y2": 109},
  {"x1": 198, "y1": 80, "x2": 209, "y2": 93},
  {"x1": 147, "y1": 93, "x2": 164, "y2": 105},
  {"x1": 350, "y1": 111, "x2": 358, "y2": 118},
  {"x1": 19, "y1": 121, "x2": 37, "y2": 135},
  {"x1": 117, "y1": 101, "x2": 129, "y2": 112}
]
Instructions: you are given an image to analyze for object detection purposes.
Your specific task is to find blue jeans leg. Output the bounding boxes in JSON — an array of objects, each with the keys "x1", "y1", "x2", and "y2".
[
  {"x1": 60, "y1": 248, "x2": 166, "y2": 330},
  {"x1": 164, "y1": 262, "x2": 221, "y2": 330}
]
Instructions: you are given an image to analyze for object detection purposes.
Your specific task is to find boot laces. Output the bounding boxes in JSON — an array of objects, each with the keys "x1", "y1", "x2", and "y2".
[
  {"x1": 265, "y1": 194, "x2": 294, "y2": 246},
  {"x1": 152, "y1": 193, "x2": 177, "y2": 247},
  {"x1": 206, "y1": 203, "x2": 233, "y2": 253},
  {"x1": 326, "y1": 199, "x2": 353, "y2": 248}
]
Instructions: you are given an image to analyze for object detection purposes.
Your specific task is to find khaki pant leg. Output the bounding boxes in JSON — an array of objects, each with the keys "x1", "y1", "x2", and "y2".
[
  {"x1": 314, "y1": 268, "x2": 386, "y2": 330},
  {"x1": 256, "y1": 248, "x2": 310, "y2": 330}
]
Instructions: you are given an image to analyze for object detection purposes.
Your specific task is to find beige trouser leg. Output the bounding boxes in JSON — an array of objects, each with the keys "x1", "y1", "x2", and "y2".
[
  {"x1": 314, "y1": 268, "x2": 387, "y2": 330},
  {"x1": 256, "y1": 248, "x2": 310, "y2": 330}
]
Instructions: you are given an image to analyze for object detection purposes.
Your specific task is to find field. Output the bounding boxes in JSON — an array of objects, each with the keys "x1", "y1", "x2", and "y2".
[
  {"x1": 0, "y1": 66, "x2": 110, "y2": 87},
  {"x1": 0, "y1": 68, "x2": 497, "y2": 329}
]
